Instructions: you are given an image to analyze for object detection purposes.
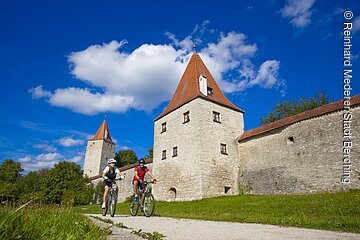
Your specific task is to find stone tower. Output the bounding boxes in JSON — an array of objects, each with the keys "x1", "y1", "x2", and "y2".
[
  {"x1": 83, "y1": 119, "x2": 115, "y2": 177},
  {"x1": 153, "y1": 53, "x2": 245, "y2": 201}
]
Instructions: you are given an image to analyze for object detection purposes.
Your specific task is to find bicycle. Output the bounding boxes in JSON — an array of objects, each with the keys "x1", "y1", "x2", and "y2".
[
  {"x1": 102, "y1": 177, "x2": 123, "y2": 217},
  {"x1": 130, "y1": 180, "x2": 155, "y2": 217}
]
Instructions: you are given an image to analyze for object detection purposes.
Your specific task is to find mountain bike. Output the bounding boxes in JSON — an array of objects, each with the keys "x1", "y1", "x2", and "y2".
[
  {"x1": 102, "y1": 178, "x2": 123, "y2": 217},
  {"x1": 130, "y1": 180, "x2": 155, "y2": 217}
]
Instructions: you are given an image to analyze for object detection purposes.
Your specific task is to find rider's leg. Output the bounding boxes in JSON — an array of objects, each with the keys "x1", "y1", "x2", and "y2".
[
  {"x1": 133, "y1": 180, "x2": 138, "y2": 196},
  {"x1": 103, "y1": 185, "x2": 109, "y2": 208}
]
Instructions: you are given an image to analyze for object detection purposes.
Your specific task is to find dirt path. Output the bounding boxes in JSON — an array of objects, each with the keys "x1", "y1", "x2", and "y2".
[{"x1": 88, "y1": 214, "x2": 360, "y2": 240}]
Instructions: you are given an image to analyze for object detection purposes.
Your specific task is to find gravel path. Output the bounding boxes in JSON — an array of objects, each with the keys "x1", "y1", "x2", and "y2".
[
  {"x1": 88, "y1": 214, "x2": 360, "y2": 240},
  {"x1": 87, "y1": 215, "x2": 143, "y2": 240}
]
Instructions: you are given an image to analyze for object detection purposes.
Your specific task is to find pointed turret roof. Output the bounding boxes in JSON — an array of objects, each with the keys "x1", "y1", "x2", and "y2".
[
  {"x1": 154, "y1": 53, "x2": 243, "y2": 121},
  {"x1": 90, "y1": 119, "x2": 114, "y2": 144}
]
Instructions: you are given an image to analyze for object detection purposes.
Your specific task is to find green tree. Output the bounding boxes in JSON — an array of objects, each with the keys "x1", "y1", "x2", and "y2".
[
  {"x1": 260, "y1": 91, "x2": 332, "y2": 126},
  {"x1": 0, "y1": 159, "x2": 23, "y2": 199},
  {"x1": 114, "y1": 150, "x2": 138, "y2": 167},
  {"x1": 42, "y1": 161, "x2": 92, "y2": 205},
  {"x1": 0, "y1": 159, "x2": 23, "y2": 183},
  {"x1": 144, "y1": 147, "x2": 153, "y2": 159}
]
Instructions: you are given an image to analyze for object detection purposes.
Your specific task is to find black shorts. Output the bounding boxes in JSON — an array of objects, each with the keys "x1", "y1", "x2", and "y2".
[{"x1": 104, "y1": 179, "x2": 114, "y2": 187}]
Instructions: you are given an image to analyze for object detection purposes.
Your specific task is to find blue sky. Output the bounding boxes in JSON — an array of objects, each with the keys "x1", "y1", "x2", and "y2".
[{"x1": 0, "y1": 0, "x2": 359, "y2": 172}]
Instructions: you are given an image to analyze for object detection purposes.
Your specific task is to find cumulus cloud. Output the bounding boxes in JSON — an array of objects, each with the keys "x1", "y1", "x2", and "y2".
[
  {"x1": 18, "y1": 153, "x2": 62, "y2": 172},
  {"x1": 59, "y1": 137, "x2": 85, "y2": 147},
  {"x1": 21, "y1": 160, "x2": 58, "y2": 172},
  {"x1": 33, "y1": 143, "x2": 57, "y2": 152},
  {"x1": 35, "y1": 152, "x2": 62, "y2": 161},
  {"x1": 280, "y1": 0, "x2": 316, "y2": 28},
  {"x1": 66, "y1": 156, "x2": 83, "y2": 163},
  {"x1": 29, "y1": 24, "x2": 284, "y2": 115},
  {"x1": 28, "y1": 85, "x2": 52, "y2": 99},
  {"x1": 18, "y1": 156, "x2": 32, "y2": 162},
  {"x1": 353, "y1": 16, "x2": 360, "y2": 34}
]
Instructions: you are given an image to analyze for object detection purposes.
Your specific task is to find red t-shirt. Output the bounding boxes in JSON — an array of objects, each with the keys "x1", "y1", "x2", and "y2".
[{"x1": 133, "y1": 166, "x2": 149, "y2": 181}]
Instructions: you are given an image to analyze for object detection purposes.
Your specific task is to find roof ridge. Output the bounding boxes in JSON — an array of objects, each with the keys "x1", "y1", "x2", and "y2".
[
  {"x1": 154, "y1": 53, "x2": 243, "y2": 121},
  {"x1": 238, "y1": 94, "x2": 360, "y2": 141},
  {"x1": 89, "y1": 119, "x2": 114, "y2": 143}
]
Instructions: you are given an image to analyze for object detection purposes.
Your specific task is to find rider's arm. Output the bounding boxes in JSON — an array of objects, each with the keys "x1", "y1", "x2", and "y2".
[
  {"x1": 102, "y1": 166, "x2": 109, "y2": 179},
  {"x1": 146, "y1": 169, "x2": 157, "y2": 183},
  {"x1": 115, "y1": 168, "x2": 125, "y2": 179},
  {"x1": 134, "y1": 168, "x2": 140, "y2": 181}
]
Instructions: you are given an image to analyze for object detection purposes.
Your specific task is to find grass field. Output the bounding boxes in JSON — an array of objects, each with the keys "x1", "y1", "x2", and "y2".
[
  {"x1": 74, "y1": 190, "x2": 360, "y2": 233},
  {"x1": 0, "y1": 206, "x2": 108, "y2": 240}
]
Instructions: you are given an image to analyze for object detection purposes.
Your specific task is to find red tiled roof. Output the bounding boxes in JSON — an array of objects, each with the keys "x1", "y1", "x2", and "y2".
[
  {"x1": 154, "y1": 53, "x2": 243, "y2": 121},
  {"x1": 90, "y1": 119, "x2": 114, "y2": 144},
  {"x1": 88, "y1": 158, "x2": 153, "y2": 181},
  {"x1": 238, "y1": 94, "x2": 360, "y2": 142}
]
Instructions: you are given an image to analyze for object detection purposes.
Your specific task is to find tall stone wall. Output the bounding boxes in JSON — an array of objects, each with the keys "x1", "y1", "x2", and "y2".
[
  {"x1": 196, "y1": 98, "x2": 244, "y2": 198},
  {"x1": 84, "y1": 140, "x2": 115, "y2": 177},
  {"x1": 153, "y1": 98, "x2": 244, "y2": 201},
  {"x1": 237, "y1": 106, "x2": 360, "y2": 194},
  {"x1": 153, "y1": 99, "x2": 207, "y2": 201}
]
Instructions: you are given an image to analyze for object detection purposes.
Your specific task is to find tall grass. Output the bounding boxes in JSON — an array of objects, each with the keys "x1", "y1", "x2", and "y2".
[{"x1": 0, "y1": 206, "x2": 108, "y2": 240}]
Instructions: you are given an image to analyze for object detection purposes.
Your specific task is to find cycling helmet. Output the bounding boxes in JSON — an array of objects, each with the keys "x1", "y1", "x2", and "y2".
[
  {"x1": 139, "y1": 158, "x2": 145, "y2": 164},
  {"x1": 107, "y1": 158, "x2": 117, "y2": 164}
]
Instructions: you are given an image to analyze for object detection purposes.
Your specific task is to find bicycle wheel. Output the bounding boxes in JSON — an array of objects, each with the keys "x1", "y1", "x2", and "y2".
[
  {"x1": 110, "y1": 192, "x2": 116, "y2": 217},
  {"x1": 143, "y1": 193, "x2": 155, "y2": 217},
  {"x1": 130, "y1": 195, "x2": 139, "y2": 216},
  {"x1": 101, "y1": 202, "x2": 107, "y2": 216}
]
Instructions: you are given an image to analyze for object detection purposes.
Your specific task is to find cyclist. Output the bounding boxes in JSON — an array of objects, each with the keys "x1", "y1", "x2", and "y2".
[
  {"x1": 133, "y1": 158, "x2": 157, "y2": 198},
  {"x1": 102, "y1": 158, "x2": 124, "y2": 209}
]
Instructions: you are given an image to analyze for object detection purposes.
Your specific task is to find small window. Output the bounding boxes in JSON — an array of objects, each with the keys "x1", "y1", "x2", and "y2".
[
  {"x1": 220, "y1": 143, "x2": 227, "y2": 155},
  {"x1": 162, "y1": 150, "x2": 167, "y2": 160},
  {"x1": 213, "y1": 111, "x2": 221, "y2": 123},
  {"x1": 183, "y1": 111, "x2": 190, "y2": 123},
  {"x1": 172, "y1": 146, "x2": 178, "y2": 157},
  {"x1": 161, "y1": 122, "x2": 167, "y2": 133},
  {"x1": 207, "y1": 87, "x2": 214, "y2": 96},
  {"x1": 287, "y1": 136, "x2": 294, "y2": 145},
  {"x1": 224, "y1": 186, "x2": 231, "y2": 194}
]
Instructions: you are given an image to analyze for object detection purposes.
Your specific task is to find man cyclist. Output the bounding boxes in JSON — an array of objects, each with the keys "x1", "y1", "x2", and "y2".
[
  {"x1": 133, "y1": 158, "x2": 157, "y2": 198},
  {"x1": 102, "y1": 158, "x2": 125, "y2": 209}
]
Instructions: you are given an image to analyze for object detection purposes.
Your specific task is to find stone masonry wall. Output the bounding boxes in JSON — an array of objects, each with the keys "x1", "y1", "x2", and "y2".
[
  {"x1": 153, "y1": 98, "x2": 244, "y2": 201},
  {"x1": 153, "y1": 99, "x2": 206, "y2": 201},
  {"x1": 84, "y1": 140, "x2": 115, "y2": 177},
  {"x1": 196, "y1": 98, "x2": 244, "y2": 198},
  {"x1": 237, "y1": 106, "x2": 360, "y2": 194}
]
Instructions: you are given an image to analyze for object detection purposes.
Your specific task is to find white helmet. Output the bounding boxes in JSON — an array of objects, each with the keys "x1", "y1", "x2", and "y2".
[{"x1": 107, "y1": 158, "x2": 117, "y2": 164}]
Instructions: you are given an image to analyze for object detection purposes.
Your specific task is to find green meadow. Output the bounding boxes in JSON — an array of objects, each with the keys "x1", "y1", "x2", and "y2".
[{"x1": 75, "y1": 190, "x2": 360, "y2": 233}]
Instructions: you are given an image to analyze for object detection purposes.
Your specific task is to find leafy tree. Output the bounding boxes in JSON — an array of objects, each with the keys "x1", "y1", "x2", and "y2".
[
  {"x1": 0, "y1": 159, "x2": 23, "y2": 183},
  {"x1": 0, "y1": 159, "x2": 23, "y2": 199},
  {"x1": 144, "y1": 147, "x2": 153, "y2": 159},
  {"x1": 260, "y1": 91, "x2": 332, "y2": 126},
  {"x1": 42, "y1": 161, "x2": 91, "y2": 205},
  {"x1": 114, "y1": 150, "x2": 138, "y2": 167}
]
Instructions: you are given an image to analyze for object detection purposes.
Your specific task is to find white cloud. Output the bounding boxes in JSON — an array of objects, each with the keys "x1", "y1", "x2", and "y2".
[
  {"x1": 28, "y1": 85, "x2": 52, "y2": 99},
  {"x1": 18, "y1": 153, "x2": 62, "y2": 172},
  {"x1": 66, "y1": 156, "x2": 83, "y2": 163},
  {"x1": 280, "y1": 0, "x2": 316, "y2": 28},
  {"x1": 29, "y1": 24, "x2": 284, "y2": 115},
  {"x1": 18, "y1": 156, "x2": 32, "y2": 162},
  {"x1": 353, "y1": 16, "x2": 360, "y2": 34},
  {"x1": 59, "y1": 137, "x2": 85, "y2": 147},
  {"x1": 35, "y1": 152, "x2": 62, "y2": 161},
  {"x1": 33, "y1": 143, "x2": 57, "y2": 152},
  {"x1": 21, "y1": 161, "x2": 58, "y2": 172}
]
